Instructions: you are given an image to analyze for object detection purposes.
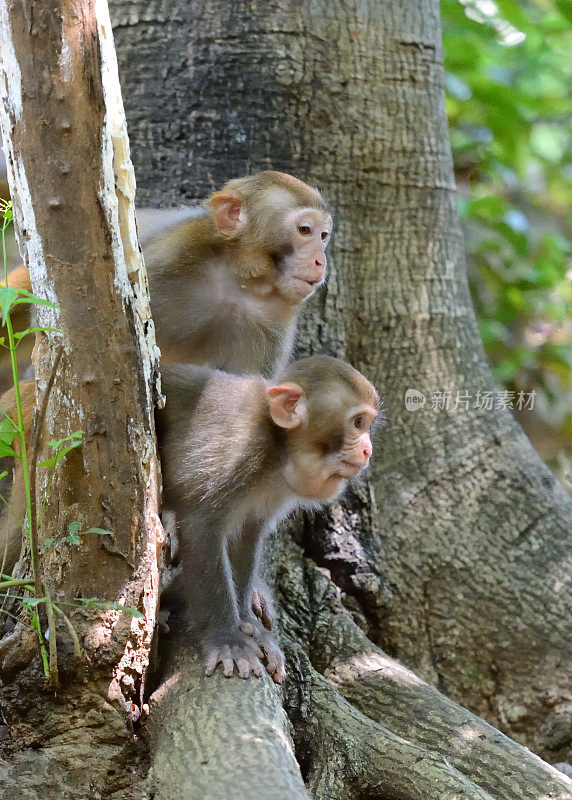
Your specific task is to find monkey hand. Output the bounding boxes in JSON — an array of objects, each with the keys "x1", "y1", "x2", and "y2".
[
  {"x1": 251, "y1": 586, "x2": 273, "y2": 630},
  {"x1": 240, "y1": 621, "x2": 286, "y2": 685},
  {"x1": 203, "y1": 631, "x2": 265, "y2": 680}
]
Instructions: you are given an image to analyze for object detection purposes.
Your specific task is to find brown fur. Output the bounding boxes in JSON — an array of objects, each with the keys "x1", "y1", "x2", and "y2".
[
  {"x1": 156, "y1": 356, "x2": 377, "y2": 681},
  {"x1": 2, "y1": 171, "x2": 330, "y2": 379}
]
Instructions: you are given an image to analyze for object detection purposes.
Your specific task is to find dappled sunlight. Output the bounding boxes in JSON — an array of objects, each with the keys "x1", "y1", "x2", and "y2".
[
  {"x1": 148, "y1": 670, "x2": 181, "y2": 704},
  {"x1": 325, "y1": 650, "x2": 426, "y2": 688},
  {"x1": 237, "y1": 718, "x2": 296, "y2": 755},
  {"x1": 459, "y1": 0, "x2": 525, "y2": 45}
]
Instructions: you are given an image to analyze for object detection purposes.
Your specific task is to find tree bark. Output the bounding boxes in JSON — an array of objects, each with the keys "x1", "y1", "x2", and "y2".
[
  {"x1": 109, "y1": 0, "x2": 572, "y2": 796},
  {"x1": 0, "y1": 1, "x2": 161, "y2": 796}
]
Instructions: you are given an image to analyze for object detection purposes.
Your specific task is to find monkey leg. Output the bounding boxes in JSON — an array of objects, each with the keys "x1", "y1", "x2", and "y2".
[
  {"x1": 178, "y1": 513, "x2": 266, "y2": 680},
  {"x1": 239, "y1": 619, "x2": 286, "y2": 685},
  {"x1": 228, "y1": 518, "x2": 265, "y2": 622},
  {"x1": 229, "y1": 519, "x2": 286, "y2": 683}
]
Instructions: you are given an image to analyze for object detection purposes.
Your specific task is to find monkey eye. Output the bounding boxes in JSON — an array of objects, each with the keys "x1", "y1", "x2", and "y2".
[
  {"x1": 297, "y1": 224, "x2": 312, "y2": 236},
  {"x1": 321, "y1": 231, "x2": 329, "y2": 241},
  {"x1": 353, "y1": 415, "x2": 364, "y2": 430}
]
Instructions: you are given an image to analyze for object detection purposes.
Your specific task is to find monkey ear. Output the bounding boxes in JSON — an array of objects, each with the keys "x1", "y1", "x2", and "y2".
[
  {"x1": 267, "y1": 383, "x2": 307, "y2": 430},
  {"x1": 210, "y1": 191, "x2": 247, "y2": 237}
]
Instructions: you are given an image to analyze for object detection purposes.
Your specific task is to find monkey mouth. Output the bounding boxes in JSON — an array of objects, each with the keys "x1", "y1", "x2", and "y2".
[
  {"x1": 337, "y1": 460, "x2": 365, "y2": 478},
  {"x1": 291, "y1": 276, "x2": 320, "y2": 297}
]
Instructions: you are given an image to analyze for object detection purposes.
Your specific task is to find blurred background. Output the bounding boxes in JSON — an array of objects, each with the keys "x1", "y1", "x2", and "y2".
[{"x1": 442, "y1": 0, "x2": 571, "y2": 488}]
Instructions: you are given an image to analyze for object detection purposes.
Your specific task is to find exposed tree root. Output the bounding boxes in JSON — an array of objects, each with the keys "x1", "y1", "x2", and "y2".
[
  {"x1": 286, "y1": 645, "x2": 495, "y2": 800},
  {"x1": 277, "y1": 536, "x2": 572, "y2": 800},
  {"x1": 144, "y1": 637, "x2": 309, "y2": 800}
]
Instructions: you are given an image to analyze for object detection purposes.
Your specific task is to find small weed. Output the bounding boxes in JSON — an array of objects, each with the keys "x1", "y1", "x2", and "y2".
[{"x1": 0, "y1": 199, "x2": 139, "y2": 685}]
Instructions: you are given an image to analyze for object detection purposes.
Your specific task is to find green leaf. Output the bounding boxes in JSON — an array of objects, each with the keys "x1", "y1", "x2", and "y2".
[
  {"x1": 75, "y1": 597, "x2": 144, "y2": 618},
  {"x1": 37, "y1": 456, "x2": 57, "y2": 469},
  {"x1": 0, "y1": 417, "x2": 17, "y2": 448},
  {"x1": 14, "y1": 327, "x2": 61, "y2": 340},
  {"x1": 555, "y1": 0, "x2": 572, "y2": 23},
  {"x1": 0, "y1": 441, "x2": 17, "y2": 458},
  {"x1": 66, "y1": 533, "x2": 81, "y2": 546},
  {"x1": 40, "y1": 537, "x2": 55, "y2": 554},
  {"x1": 53, "y1": 443, "x2": 81, "y2": 462},
  {"x1": 38, "y1": 439, "x2": 82, "y2": 469},
  {"x1": 0, "y1": 470, "x2": 8, "y2": 481},
  {"x1": 0, "y1": 287, "x2": 20, "y2": 322},
  {"x1": 21, "y1": 596, "x2": 48, "y2": 608},
  {"x1": 68, "y1": 521, "x2": 81, "y2": 535},
  {"x1": 12, "y1": 289, "x2": 57, "y2": 309},
  {"x1": 1, "y1": 203, "x2": 13, "y2": 224},
  {"x1": 84, "y1": 528, "x2": 113, "y2": 536},
  {"x1": 48, "y1": 431, "x2": 83, "y2": 450}
]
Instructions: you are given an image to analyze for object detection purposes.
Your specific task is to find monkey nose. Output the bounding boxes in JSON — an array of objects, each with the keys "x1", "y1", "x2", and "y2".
[{"x1": 360, "y1": 439, "x2": 372, "y2": 461}]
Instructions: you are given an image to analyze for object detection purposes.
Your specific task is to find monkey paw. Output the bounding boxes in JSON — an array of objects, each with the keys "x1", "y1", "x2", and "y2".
[
  {"x1": 203, "y1": 634, "x2": 264, "y2": 680},
  {"x1": 251, "y1": 587, "x2": 273, "y2": 630},
  {"x1": 240, "y1": 621, "x2": 286, "y2": 684}
]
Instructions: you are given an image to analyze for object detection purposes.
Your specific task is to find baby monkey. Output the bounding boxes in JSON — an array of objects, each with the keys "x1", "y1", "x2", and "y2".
[{"x1": 157, "y1": 355, "x2": 379, "y2": 683}]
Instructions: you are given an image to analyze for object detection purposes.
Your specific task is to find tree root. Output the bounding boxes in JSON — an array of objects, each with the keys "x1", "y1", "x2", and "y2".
[
  {"x1": 144, "y1": 637, "x2": 309, "y2": 800},
  {"x1": 277, "y1": 538, "x2": 572, "y2": 800},
  {"x1": 286, "y1": 644, "x2": 495, "y2": 800}
]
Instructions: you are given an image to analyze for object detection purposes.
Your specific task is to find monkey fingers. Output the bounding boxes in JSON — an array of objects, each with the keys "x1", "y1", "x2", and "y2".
[
  {"x1": 240, "y1": 622, "x2": 286, "y2": 685},
  {"x1": 251, "y1": 587, "x2": 272, "y2": 630},
  {"x1": 203, "y1": 638, "x2": 264, "y2": 680}
]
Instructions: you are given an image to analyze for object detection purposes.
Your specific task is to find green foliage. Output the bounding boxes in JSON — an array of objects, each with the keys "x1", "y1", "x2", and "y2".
[
  {"x1": 37, "y1": 431, "x2": 83, "y2": 469},
  {"x1": 442, "y1": 0, "x2": 572, "y2": 477},
  {"x1": 74, "y1": 597, "x2": 144, "y2": 618},
  {"x1": 40, "y1": 521, "x2": 112, "y2": 553},
  {"x1": 0, "y1": 201, "x2": 121, "y2": 680}
]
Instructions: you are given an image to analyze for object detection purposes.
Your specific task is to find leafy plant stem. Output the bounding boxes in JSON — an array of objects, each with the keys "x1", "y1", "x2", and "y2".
[
  {"x1": 30, "y1": 610, "x2": 50, "y2": 678},
  {"x1": 44, "y1": 583, "x2": 59, "y2": 687},
  {"x1": 0, "y1": 578, "x2": 34, "y2": 590},
  {"x1": 4, "y1": 277, "x2": 42, "y2": 598},
  {"x1": 53, "y1": 603, "x2": 82, "y2": 660},
  {"x1": 1, "y1": 211, "x2": 8, "y2": 287}
]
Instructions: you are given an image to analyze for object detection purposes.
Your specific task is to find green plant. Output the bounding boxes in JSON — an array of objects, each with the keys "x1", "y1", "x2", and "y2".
[
  {"x1": 0, "y1": 200, "x2": 141, "y2": 685},
  {"x1": 0, "y1": 198, "x2": 59, "y2": 677},
  {"x1": 442, "y1": 0, "x2": 572, "y2": 480}
]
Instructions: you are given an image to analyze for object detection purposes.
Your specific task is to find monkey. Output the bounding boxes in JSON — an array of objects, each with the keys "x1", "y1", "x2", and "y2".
[
  {"x1": 0, "y1": 171, "x2": 332, "y2": 384},
  {"x1": 0, "y1": 172, "x2": 333, "y2": 630},
  {"x1": 0, "y1": 179, "x2": 9, "y2": 205},
  {"x1": 156, "y1": 355, "x2": 379, "y2": 682}
]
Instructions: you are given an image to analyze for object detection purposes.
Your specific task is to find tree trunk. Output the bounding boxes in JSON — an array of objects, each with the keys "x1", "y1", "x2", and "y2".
[
  {"x1": 0, "y1": 1, "x2": 161, "y2": 796},
  {"x1": 109, "y1": 0, "x2": 572, "y2": 797}
]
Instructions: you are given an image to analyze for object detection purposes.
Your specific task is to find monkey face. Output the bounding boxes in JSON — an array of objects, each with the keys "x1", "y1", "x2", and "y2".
[
  {"x1": 209, "y1": 175, "x2": 332, "y2": 309},
  {"x1": 268, "y1": 371, "x2": 378, "y2": 501},
  {"x1": 273, "y1": 207, "x2": 332, "y2": 304},
  {"x1": 284, "y1": 405, "x2": 377, "y2": 500}
]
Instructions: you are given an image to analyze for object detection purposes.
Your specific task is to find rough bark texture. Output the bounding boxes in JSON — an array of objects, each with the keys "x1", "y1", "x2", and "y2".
[
  {"x1": 0, "y1": 1, "x2": 161, "y2": 796},
  {"x1": 109, "y1": 0, "x2": 572, "y2": 796}
]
